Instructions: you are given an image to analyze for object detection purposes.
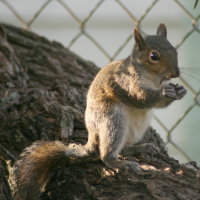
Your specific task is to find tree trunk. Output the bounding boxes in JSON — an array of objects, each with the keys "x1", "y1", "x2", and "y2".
[{"x1": 0, "y1": 23, "x2": 199, "y2": 200}]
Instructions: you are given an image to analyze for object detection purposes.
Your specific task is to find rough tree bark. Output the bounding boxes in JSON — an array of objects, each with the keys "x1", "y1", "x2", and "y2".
[{"x1": 0, "y1": 23, "x2": 200, "y2": 200}]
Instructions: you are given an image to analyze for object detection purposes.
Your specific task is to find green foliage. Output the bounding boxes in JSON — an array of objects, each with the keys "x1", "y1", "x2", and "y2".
[{"x1": 194, "y1": 0, "x2": 199, "y2": 9}]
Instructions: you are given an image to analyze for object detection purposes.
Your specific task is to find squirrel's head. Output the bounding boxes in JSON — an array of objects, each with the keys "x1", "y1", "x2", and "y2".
[{"x1": 132, "y1": 24, "x2": 179, "y2": 83}]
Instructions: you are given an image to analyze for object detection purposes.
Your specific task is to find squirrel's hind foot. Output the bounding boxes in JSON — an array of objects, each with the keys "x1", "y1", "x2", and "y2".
[{"x1": 102, "y1": 157, "x2": 141, "y2": 173}]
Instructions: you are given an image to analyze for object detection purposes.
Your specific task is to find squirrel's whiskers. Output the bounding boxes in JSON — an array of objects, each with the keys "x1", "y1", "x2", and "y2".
[{"x1": 179, "y1": 66, "x2": 200, "y2": 82}]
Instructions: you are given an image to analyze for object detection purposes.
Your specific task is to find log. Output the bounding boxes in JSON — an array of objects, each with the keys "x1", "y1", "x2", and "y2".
[{"x1": 0, "y1": 23, "x2": 200, "y2": 200}]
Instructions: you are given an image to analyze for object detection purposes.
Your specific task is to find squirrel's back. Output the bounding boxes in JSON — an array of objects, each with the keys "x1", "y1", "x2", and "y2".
[{"x1": 86, "y1": 57, "x2": 140, "y2": 105}]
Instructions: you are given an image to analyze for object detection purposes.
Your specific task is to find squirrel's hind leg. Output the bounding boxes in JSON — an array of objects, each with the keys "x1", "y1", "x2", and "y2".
[{"x1": 98, "y1": 105, "x2": 141, "y2": 172}]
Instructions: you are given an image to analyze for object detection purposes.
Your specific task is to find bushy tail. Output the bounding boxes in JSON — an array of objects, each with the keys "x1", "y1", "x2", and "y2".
[{"x1": 11, "y1": 140, "x2": 89, "y2": 200}]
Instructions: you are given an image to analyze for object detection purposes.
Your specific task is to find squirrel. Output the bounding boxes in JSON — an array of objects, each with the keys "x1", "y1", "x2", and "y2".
[{"x1": 11, "y1": 24, "x2": 187, "y2": 200}]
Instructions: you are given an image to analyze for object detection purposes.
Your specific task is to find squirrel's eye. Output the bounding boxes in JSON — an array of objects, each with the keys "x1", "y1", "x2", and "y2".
[{"x1": 149, "y1": 50, "x2": 160, "y2": 63}]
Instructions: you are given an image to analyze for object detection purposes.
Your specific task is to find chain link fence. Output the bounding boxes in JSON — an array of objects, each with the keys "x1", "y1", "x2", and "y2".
[{"x1": 0, "y1": 0, "x2": 200, "y2": 163}]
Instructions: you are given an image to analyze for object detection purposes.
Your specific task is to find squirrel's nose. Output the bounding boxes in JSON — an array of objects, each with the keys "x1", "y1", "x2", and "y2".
[
  {"x1": 170, "y1": 67, "x2": 180, "y2": 78},
  {"x1": 173, "y1": 67, "x2": 180, "y2": 78}
]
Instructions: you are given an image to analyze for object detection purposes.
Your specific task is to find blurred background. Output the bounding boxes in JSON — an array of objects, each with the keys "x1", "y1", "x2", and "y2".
[{"x1": 0, "y1": 0, "x2": 200, "y2": 164}]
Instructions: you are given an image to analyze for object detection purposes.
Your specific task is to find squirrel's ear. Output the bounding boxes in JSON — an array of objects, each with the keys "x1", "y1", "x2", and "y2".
[
  {"x1": 156, "y1": 23, "x2": 167, "y2": 38},
  {"x1": 134, "y1": 27, "x2": 145, "y2": 50}
]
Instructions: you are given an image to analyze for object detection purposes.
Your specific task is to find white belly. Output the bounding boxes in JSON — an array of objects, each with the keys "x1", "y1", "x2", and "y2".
[{"x1": 123, "y1": 106, "x2": 153, "y2": 147}]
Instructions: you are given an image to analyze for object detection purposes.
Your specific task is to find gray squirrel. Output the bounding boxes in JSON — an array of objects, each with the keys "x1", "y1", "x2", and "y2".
[{"x1": 12, "y1": 24, "x2": 186, "y2": 200}]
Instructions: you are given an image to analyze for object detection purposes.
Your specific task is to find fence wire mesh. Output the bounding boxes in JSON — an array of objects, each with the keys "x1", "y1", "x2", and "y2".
[{"x1": 0, "y1": 0, "x2": 200, "y2": 163}]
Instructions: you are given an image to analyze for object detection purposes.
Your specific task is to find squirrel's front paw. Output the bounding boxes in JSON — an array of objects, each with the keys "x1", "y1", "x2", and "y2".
[
  {"x1": 161, "y1": 84, "x2": 177, "y2": 99},
  {"x1": 173, "y1": 84, "x2": 187, "y2": 99},
  {"x1": 161, "y1": 84, "x2": 187, "y2": 100}
]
